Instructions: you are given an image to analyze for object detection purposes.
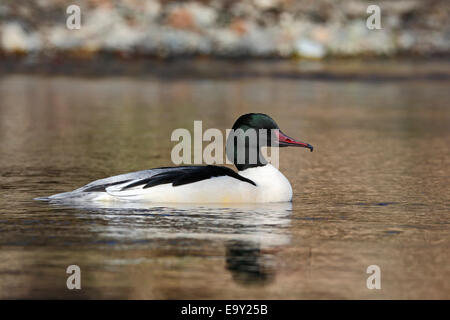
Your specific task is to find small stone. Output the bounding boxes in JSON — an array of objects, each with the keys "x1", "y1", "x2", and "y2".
[
  {"x1": 1, "y1": 22, "x2": 41, "y2": 53},
  {"x1": 230, "y1": 19, "x2": 249, "y2": 35},
  {"x1": 398, "y1": 32, "x2": 415, "y2": 49},
  {"x1": 253, "y1": 0, "x2": 279, "y2": 10},
  {"x1": 295, "y1": 38, "x2": 326, "y2": 59},
  {"x1": 168, "y1": 7, "x2": 195, "y2": 30}
]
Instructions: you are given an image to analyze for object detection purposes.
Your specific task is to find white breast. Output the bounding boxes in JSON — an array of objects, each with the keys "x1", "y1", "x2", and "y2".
[
  {"x1": 238, "y1": 164, "x2": 293, "y2": 203},
  {"x1": 105, "y1": 164, "x2": 293, "y2": 204}
]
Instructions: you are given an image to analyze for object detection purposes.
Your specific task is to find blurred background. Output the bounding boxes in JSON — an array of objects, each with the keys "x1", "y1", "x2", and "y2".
[
  {"x1": 0, "y1": 0, "x2": 449, "y2": 60},
  {"x1": 0, "y1": 1, "x2": 449, "y2": 299}
]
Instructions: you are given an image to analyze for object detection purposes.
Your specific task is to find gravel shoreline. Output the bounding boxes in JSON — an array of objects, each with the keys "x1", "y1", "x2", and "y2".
[{"x1": 1, "y1": 0, "x2": 449, "y2": 59}]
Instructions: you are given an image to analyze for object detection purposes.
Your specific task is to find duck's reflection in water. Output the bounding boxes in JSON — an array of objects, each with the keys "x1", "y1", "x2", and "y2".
[
  {"x1": 226, "y1": 240, "x2": 276, "y2": 286},
  {"x1": 49, "y1": 200, "x2": 292, "y2": 287}
]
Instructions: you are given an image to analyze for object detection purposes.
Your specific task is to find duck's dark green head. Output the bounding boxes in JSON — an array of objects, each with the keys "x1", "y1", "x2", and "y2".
[
  {"x1": 232, "y1": 113, "x2": 313, "y2": 150},
  {"x1": 232, "y1": 113, "x2": 279, "y2": 132},
  {"x1": 227, "y1": 113, "x2": 313, "y2": 171}
]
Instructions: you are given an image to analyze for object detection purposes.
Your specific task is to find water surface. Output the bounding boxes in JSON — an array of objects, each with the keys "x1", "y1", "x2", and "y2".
[{"x1": 0, "y1": 61, "x2": 449, "y2": 299}]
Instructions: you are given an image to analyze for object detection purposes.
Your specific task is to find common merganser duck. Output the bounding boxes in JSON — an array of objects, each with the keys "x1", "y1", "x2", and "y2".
[{"x1": 38, "y1": 113, "x2": 313, "y2": 203}]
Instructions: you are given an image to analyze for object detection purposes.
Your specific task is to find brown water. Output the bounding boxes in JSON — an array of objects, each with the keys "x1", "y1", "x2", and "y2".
[{"x1": 0, "y1": 61, "x2": 449, "y2": 299}]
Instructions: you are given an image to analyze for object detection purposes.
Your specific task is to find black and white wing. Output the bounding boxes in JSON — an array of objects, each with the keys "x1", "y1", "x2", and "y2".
[{"x1": 39, "y1": 165, "x2": 255, "y2": 202}]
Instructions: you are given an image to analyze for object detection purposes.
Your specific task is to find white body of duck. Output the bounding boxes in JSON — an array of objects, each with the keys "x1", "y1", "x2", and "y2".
[
  {"x1": 41, "y1": 164, "x2": 292, "y2": 203},
  {"x1": 105, "y1": 164, "x2": 292, "y2": 203}
]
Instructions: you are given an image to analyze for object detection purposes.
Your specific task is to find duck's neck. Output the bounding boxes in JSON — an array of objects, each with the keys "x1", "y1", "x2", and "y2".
[
  {"x1": 226, "y1": 139, "x2": 267, "y2": 171},
  {"x1": 234, "y1": 149, "x2": 267, "y2": 171}
]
